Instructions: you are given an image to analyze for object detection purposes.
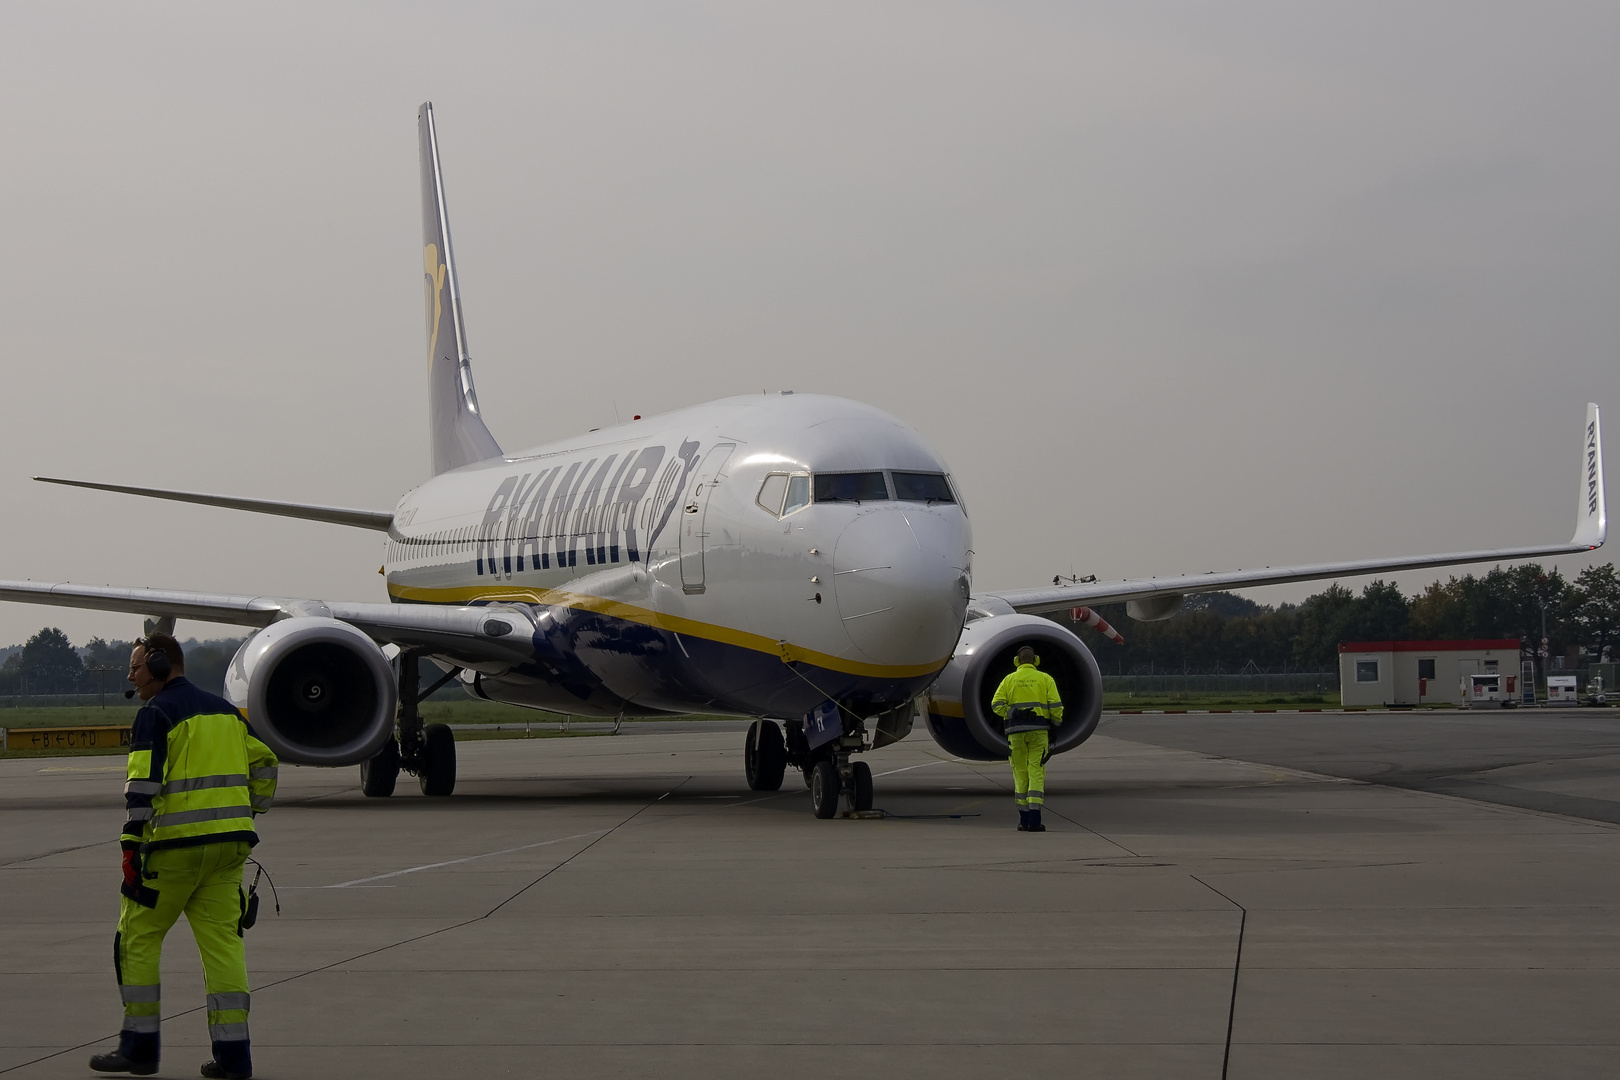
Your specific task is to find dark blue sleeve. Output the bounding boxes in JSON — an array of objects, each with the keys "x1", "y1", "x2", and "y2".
[{"x1": 121, "y1": 703, "x2": 167, "y2": 843}]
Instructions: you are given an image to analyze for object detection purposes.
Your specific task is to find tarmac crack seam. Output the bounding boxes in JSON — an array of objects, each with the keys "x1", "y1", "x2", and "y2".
[
  {"x1": 483, "y1": 776, "x2": 689, "y2": 917},
  {"x1": 0, "y1": 838, "x2": 115, "y2": 869},
  {"x1": 1191, "y1": 876, "x2": 1246, "y2": 1080},
  {"x1": 322, "y1": 829, "x2": 616, "y2": 888},
  {"x1": 0, "y1": 779, "x2": 689, "y2": 1077},
  {"x1": 975, "y1": 760, "x2": 1141, "y2": 857}
]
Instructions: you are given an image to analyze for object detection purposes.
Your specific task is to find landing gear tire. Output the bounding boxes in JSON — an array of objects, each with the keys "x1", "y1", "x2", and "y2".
[
  {"x1": 744, "y1": 720, "x2": 787, "y2": 791},
  {"x1": 419, "y1": 723, "x2": 457, "y2": 796},
  {"x1": 360, "y1": 739, "x2": 400, "y2": 798},
  {"x1": 851, "y1": 760, "x2": 873, "y2": 812},
  {"x1": 810, "y1": 760, "x2": 840, "y2": 818}
]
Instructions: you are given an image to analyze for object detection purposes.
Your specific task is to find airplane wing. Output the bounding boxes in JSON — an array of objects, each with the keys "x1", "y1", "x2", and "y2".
[
  {"x1": 0, "y1": 581, "x2": 533, "y2": 667},
  {"x1": 7, "y1": 404, "x2": 1603, "y2": 645},
  {"x1": 976, "y1": 402, "x2": 1606, "y2": 620},
  {"x1": 33, "y1": 477, "x2": 394, "y2": 531}
]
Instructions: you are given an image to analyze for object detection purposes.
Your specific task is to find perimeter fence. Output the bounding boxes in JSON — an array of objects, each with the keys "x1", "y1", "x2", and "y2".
[
  {"x1": 0, "y1": 694, "x2": 133, "y2": 709},
  {"x1": 0, "y1": 675, "x2": 1344, "y2": 709},
  {"x1": 1101, "y1": 672, "x2": 1339, "y2": 696}
]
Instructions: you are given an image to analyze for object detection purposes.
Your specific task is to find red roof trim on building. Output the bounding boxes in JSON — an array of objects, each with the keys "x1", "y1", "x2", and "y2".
[{"x1": 1338, "y1": 639, "x2": 1522, "y2": 653}]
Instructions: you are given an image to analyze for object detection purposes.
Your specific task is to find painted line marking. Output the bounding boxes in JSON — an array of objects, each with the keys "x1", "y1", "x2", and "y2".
[
  {"x1": 325, "y1": 829, "x2": 610, "y2": 888},
  {"x1": 37, "y1": 765, "x2": 125, "y2": 773},
  {"x1": 874, "y1": 760, "x2": 947, "y2": 778},
  {"x1": 283, "y1": 885, "x2": 396, "y2": 890}
]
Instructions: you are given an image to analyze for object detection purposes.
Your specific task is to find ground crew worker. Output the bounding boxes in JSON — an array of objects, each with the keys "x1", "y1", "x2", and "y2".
[
  {"x1": 90, "y1": 634, "x2": 277, "y2": 1080},
  {"x1": 991, "y1": 645, "x2": 1063, "y2": 832}
]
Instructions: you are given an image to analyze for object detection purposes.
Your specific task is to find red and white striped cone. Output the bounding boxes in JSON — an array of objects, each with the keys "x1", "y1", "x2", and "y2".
[{"x1": 1071, "y1": 606, "x2": 1125, "y2": 645}]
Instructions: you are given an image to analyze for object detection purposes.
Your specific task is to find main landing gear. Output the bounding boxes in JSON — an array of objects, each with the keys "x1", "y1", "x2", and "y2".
[
  {"x1": 361, "y1": 652, "x2": 460, "y2": 798},
  {"x1": 743, "y1": 717, "x2": 874, "y2": 818}
]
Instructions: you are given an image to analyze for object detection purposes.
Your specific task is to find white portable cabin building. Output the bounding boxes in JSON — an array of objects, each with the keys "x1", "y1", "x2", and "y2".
[{"x1": 1338, "y1": 639, "x2": 1524, "y2": 707}]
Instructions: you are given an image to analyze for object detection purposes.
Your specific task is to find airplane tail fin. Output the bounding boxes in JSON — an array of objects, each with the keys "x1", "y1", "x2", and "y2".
[
  {"x1": 1572, "y1": 402, "x2": 1606, "y2": 548},
  {"x1": 419, "y1": 101, "x2": 503, "y2": 476}
]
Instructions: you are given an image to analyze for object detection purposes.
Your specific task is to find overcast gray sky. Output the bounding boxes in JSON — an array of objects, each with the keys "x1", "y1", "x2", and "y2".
[{"x1": 0, "y1": 1, "x2": 1614, "y2": 647}]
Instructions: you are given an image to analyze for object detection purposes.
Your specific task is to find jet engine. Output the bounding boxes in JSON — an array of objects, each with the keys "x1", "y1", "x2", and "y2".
[
  {"x1": 921, "y1": 614, "x2": 1103, "y2": 761},
  {"x1": 224, "y1": 616, "x2": 397, "y2": 767}
]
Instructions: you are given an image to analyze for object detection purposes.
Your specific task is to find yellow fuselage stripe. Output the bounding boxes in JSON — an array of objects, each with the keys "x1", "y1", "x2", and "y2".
[{"x1": 386, "y1": 581, "x2": 947, "y2": 681}]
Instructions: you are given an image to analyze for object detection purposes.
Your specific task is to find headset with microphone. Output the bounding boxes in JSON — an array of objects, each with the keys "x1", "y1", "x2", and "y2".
[{"x1": 124, "y1": 638, "x2": 173, "y2": 699}]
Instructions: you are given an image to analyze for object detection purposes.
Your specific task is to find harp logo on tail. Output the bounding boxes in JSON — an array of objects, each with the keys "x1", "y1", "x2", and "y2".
[{"x1": 424, "y1": 243, "x2": 447, "y2": 368}]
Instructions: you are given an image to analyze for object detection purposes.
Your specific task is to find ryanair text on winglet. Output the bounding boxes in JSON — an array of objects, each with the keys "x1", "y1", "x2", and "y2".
[{"x1": 1589, "y1": 420, "x2": 1601, "y2": 517}]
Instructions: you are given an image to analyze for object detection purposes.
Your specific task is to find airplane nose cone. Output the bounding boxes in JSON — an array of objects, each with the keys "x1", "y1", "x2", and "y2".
[{"x1": 832, "y1": 507, "x2": 970, "y2": 667}]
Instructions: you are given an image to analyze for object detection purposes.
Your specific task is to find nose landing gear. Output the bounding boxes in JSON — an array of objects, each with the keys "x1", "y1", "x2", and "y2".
[
  {"x1": 805, "y1": 748, "x2": 876, "y2": 817},
  {"x1": 745, "y1": 716, "x2": 877, "y2": 816}
]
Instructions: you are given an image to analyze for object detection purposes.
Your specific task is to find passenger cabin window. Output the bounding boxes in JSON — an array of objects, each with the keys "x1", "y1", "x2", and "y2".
[
  {"x1": 892, "y1": 471, "x2": 955, "y2": 503},
  {"x1": 783, "y1": 474, "x2": 811, "y2": 516},
  {"x1": 757, "y1": 474, "x2": 789, "y2": 516},
  {"x1": 814, "y1": 471, "x2": 888, "y2": 503},
  {"x1": 1355, "y1": 660, "x2": 1380, "y2": 683}
]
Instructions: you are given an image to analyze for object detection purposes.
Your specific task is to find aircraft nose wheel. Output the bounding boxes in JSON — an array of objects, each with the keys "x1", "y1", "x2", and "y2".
[
  {"x1": 810, "y1": 760, "x2": 840, "y2": 818},
  {"x1": 851, "y1": 760, "x2": 874, "y2": 812}
]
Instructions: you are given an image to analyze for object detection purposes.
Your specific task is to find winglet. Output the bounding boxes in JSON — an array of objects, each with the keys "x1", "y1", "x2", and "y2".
[
  {"x1": 419, "y1": 102, "x2": 503, "y2": 476},
  {"x1": 1572, "y1": 402, "x2": 1606, "y2": 549}
]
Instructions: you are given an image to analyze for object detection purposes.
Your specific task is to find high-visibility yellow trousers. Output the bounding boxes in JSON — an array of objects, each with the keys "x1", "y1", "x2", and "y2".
[
  {"x1": 114, "y1": 841, "x2": 252, "y2": 1074},
  {"x1": 1008, "y1": 730, "x2": 1049, "y2": 809}
]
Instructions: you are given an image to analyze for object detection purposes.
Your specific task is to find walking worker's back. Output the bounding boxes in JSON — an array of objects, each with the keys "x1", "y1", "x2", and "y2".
[
  {"x1": 91, "y1": 634, "x2": 277, "y2": 1080},
  {"x1": 991, "y1": 645, "x2": 1063, "y2": 832}
]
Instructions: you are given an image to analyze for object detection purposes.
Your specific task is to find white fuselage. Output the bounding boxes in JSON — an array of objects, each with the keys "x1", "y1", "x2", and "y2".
[{"x1": 382, "y1": 393, "x2": 973, "y2": 719}]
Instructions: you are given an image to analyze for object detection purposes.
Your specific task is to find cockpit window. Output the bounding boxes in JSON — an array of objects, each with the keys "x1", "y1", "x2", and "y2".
[
  {"x1": 783, "y1": 474, "x2": 811, "y2": 515},
  {"x1": 756, "y1": 473, "x2": 789, "y2": 516},
  {"x1": 814, "y1": 471, "x2": 889, "y2": 503},
  {"x1": 892, "y1": 471, "x2": 956, "y2": 503}
]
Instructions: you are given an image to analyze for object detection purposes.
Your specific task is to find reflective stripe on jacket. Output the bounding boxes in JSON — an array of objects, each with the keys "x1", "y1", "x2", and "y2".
[
  {"x1": 122, "y1": 677, "x2": 279, "y2": 858},
  {"x1": 991, "y1": 660, "x2": 1064, "y2": 733}
]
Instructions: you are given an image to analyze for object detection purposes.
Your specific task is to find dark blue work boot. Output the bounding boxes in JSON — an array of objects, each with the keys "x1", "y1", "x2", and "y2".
[
  {"x1": 200, "y1": 1056, "x2": 252, "y2": 1079},
  {"x1": 88, "y1": 1051, "x2": 158, "y2": 1076},
  {"x1": 1028, "y1": 808, "x2": 1046, "y2": 832},
  {"x1": 1016, "y1": 809, "x2": 1030, "y2": 831},
  {"x1": 200, "y1": 1035, "x2": 252, "y2": 1079}
]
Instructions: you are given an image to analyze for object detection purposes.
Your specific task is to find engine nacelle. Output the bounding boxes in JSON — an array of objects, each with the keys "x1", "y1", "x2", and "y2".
[
  {"x1": 224, "y1": 617, "x2": 397, "y2": 767},
  {"x1": 922, "y1": 613, "x2": 1103, "y2": 761}
]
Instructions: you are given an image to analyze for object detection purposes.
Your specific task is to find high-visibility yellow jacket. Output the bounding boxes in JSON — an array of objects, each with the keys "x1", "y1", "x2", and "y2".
[
  {"x1": 991, "y1": 659, "x2": 1064, "y2": 733},
  {"x1": 122, "y1": 677, "x2": 278, "y2": 875}
]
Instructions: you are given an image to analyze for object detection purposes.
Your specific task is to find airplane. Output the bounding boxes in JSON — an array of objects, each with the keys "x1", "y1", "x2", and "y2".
[{"x1": 2, "y1": 103, "x2": 1606, "y2": 818}]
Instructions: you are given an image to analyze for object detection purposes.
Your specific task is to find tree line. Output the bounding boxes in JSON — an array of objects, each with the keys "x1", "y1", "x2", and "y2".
[
  {"x1": 0, "y1": 630, "x2": 463, "y2": 702},
  {"x1": 0, "y1": 562, "x2": 1615, "y2": 694},
  {"x1": 1065, "y1": 562, "x2": 1620, "y2": 675},
  {"x1": 0, "y1": 632, "x2": 245, "y2": 698}
]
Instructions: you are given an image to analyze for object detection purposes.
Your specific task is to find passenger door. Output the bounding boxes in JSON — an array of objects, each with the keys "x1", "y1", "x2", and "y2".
[{"x1": 679, "y1": 443, "x2": 735, "y2": 594}]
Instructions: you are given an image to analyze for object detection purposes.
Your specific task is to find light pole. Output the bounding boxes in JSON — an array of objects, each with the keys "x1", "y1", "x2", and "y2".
[
  {"x1": 1531, "y1": 585, "x2": 1551, "y2": 702},
  {"x1": 87, "y1": 665, "x2": 118, "y2": 709}
]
